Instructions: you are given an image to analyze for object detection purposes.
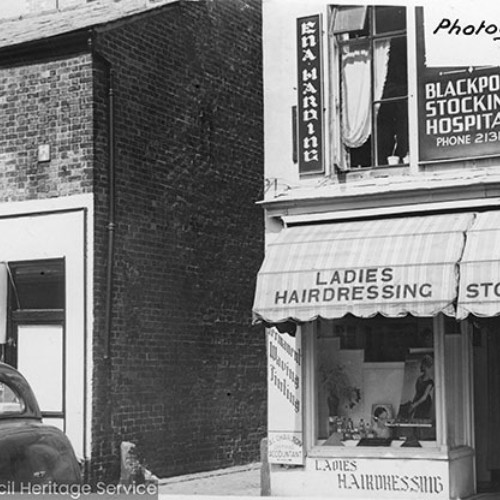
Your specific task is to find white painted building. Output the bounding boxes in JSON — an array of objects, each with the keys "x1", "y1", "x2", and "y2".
[{"x1": 254, "y1": 1, "x2": 500, "y2": 498}]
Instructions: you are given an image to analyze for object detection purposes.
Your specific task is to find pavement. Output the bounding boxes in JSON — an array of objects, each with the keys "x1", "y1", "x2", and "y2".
[
  {"x1": 159, "y1": 463, "x2": 261, "y2": 499},
  {"x1": 158, "y1": 463, "x2": 500, "y2": 500}
]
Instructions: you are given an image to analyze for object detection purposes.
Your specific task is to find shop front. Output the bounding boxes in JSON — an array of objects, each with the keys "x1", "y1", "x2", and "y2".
[{"x1": 254, "y1": 210, "x2": 500, "y2": 499}]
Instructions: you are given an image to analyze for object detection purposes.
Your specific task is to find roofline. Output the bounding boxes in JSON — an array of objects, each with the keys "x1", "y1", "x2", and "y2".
[
  {"x1": 0, "y1": 0, "x2": 193, "y2": 67},
  {"x1": 0, "y1": 28, "x2": 92, "y2": 68}
]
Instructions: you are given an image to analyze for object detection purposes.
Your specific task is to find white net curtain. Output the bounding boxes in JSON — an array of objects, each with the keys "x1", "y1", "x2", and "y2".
[{"x1": 340, "y1": 39, "x2": 390, "y2": 149}]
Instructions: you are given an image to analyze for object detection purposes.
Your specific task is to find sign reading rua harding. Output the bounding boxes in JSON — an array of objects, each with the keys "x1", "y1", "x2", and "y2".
[{"x1": 297, "y1": 15, "x2": 324, "y2": 175}]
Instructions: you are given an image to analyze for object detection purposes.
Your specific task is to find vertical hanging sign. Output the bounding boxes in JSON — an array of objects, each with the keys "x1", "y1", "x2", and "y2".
[
  {"x1": 297, "y1": 15, "x2": 324, "y2": 175},
  {"x1": 267, "y1": 327, "x2": 303, "y2": 465}
]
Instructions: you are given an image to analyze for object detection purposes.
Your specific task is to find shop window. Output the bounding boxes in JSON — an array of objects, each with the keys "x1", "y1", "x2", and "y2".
[
  {"x1": 316, "y1": 316, "x2": 436, "y2": 448},
  {"x1": 443, "y1": 317, "x2": 469, "y2": 448},
  {"x1": 330, "y1": 5, "x2": 408, "y2": 169}
]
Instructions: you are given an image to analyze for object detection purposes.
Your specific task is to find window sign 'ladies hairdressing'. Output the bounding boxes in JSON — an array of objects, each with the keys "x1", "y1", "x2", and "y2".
[
  {"x1": 297, "y1": 15, "x2": 324, "y2": 175},
  {"x1": 273, "y1": 267, "x2": 433, "y2": 307},
  {"x1": 312, "y1": 457, "x2": 448, "y2": 498}
]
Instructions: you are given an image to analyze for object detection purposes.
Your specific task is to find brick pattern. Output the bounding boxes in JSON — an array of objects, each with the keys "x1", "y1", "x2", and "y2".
[
  {"x1": 0, "y1": 0, "x2": 264, "y2": 483},
  {"x1": 90, "y1": 0, "x2": 265, "y2": 481},
  {"x1": 0, "y1": 55, "x2": 94, "y2": 200}
]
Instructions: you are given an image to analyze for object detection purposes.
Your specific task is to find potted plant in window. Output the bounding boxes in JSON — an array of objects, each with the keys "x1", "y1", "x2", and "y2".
[
  {"x1": 387, "y1": 134, "x2": 400, "y2": 165},
  {"x1": 320, "y1": 362, "x2": 361, "y2": 417}
]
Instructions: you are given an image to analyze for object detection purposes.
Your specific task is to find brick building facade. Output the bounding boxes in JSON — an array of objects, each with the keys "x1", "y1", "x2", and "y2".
[{"x1": 0, "y1": 0, "x2": 265, "y2": 483}]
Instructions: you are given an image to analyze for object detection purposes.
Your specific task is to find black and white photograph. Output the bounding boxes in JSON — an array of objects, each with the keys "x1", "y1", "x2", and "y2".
[{"x1": 0, "y1": 0, "x2": 499, "y2": 499}]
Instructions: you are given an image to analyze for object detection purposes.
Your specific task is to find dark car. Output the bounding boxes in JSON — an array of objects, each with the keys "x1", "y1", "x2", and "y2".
[{"x1": 0, "y1": 362, "x2": 81, "y2": 487}]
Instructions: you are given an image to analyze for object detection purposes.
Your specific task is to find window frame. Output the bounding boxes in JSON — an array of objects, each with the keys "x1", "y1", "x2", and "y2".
[
  {"x1": 329, "y1": 4, "x2": 409, "y2": 170},
  {"x1": 304, "y1": 315, "x2": 459, "y2": 456},
  {"x1": 5, "y1": 259, "x2": 66, "y2": 425}
]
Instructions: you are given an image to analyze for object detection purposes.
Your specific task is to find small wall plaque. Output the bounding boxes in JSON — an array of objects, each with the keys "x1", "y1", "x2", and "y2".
[{"x1": 38, "y1": 144, "x2": 51, "y2": 162}]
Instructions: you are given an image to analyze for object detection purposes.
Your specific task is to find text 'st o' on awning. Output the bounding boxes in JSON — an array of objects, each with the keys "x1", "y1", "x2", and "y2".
[
  {"x1": 457, "y1": 211, "x2": 500, "y2": 319},
  {"x1": 253, "y1": 213, "x2": 475, "y2": 323}
]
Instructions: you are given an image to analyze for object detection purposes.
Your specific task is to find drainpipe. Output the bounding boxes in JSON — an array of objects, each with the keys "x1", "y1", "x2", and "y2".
[
  {"x1": 90, "y1": 34, "x2": 116, "y2": 361},
  {"x1": 104, "y1": 69, "x2": 116, "y2": 361}
]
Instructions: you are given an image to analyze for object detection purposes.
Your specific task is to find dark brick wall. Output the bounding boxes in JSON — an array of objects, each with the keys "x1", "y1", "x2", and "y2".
[
  {"x1": 0, "y1": 54, "x2": 94, "y2": 200},
  {"x1": 90, "y1": 0, "x2": 265, "y2": 482},
  {"x1": 0, "y1": 0, "x2": 264, "y2": 483}
]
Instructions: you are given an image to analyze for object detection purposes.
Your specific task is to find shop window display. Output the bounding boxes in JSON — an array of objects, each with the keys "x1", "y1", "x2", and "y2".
[{"x1": 317, "y1": 316, "x2": 436, "y2": 447}]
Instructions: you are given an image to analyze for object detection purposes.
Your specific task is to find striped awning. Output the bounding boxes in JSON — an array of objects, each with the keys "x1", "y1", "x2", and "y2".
[
  {"x1": 457, "y1": 211, "x2": 500, "y2": 319},
  {"x1": 253, "y1": 213, "x2": 475, "y2": 323}
]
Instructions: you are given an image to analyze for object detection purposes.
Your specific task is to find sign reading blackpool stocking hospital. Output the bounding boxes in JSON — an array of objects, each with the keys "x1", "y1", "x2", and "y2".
[
  {"x1": 417, "y1": 7, "x2": 500, "y2": 162},
  {"x1": 419, "y1": 66, "x2": 500, "y2": 162}
]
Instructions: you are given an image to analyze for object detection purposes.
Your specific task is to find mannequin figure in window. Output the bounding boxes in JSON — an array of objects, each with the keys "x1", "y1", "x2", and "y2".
[
  {"x1": 409, "y1": 355, "x2": 434, "y2": 419},
  {"x1": 372, "y1": 406, "x2": 391, "y2": 439}
]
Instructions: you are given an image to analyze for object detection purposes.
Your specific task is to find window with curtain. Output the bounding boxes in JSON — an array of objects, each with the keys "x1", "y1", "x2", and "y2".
[{"x1": 331, "y1": 5, "x2": 408, "y2": 168}]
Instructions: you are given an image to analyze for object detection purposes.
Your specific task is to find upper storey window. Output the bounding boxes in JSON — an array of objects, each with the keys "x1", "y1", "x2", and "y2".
[{"x1": 331, "y1": 5, "x2": 408, "y2": 169}]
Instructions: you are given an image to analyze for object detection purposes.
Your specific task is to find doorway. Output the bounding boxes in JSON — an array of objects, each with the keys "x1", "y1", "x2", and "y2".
[{"x1": 473, "y1": 318, "x2": 500, "y2": 493}]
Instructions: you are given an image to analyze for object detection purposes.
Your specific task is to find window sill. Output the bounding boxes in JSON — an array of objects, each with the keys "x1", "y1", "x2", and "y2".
[
  {"x1": 346, "y1": 162, "x2": 409, "y2": 172},
  {"x1": 308, "y1": 443, "x2": 447, "y2": 460},
  {"x1": 307, "y1": 444, "x2": 473, "y2": 461},
  {"x1": 336, "y1": 164, "x2": 410, "y2": 184}
]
